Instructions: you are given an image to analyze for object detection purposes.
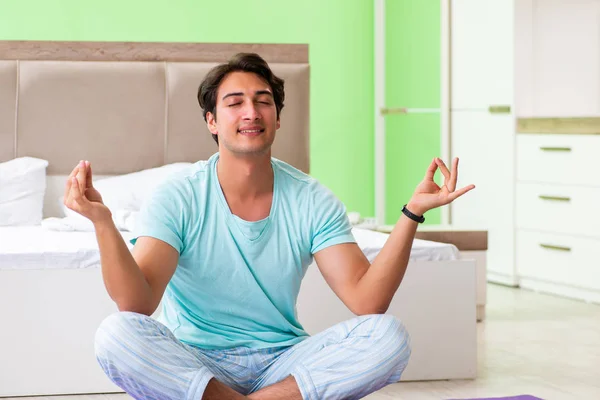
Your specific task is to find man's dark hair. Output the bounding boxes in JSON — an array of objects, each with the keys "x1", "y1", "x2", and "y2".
[{"x1": 197, "y1": 53, "x2": 285, "y2": 145}]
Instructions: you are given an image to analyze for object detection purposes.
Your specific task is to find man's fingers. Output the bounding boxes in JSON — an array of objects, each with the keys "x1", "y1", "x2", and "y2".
[
  {"x1": 64, "y1": 172, "x2": 74, "y2": 202},
  {"x1": 448, "y1": 184, "x2": 476, "y2": 202},
  {"x1": 76, "y1": 161, "x2": 87, "y2": 194},
  {"x1": 435, "y1": 158, "x2": 452, "y2": 188},
  {"x1": 69, "y1": 176, "x2": 88, "y2": 207},
  {"x1": 68, "y1": 166, "x2": 79, "y2": 180},
  {"x1": 449, "y1": 157, "x2": 459, "y2": 192},
  {"x1": 425, "y1": 158, "x2": 438, "y2": 180},
  {"x1": 65, "y1": 165, "x2": 79, "y2": 199},
  {"x1": 69, "y1": 177, "x2": 80, "y2": 202},
  {"x1": 85, "y1": 160, "x2": 93, "y2": 189}
]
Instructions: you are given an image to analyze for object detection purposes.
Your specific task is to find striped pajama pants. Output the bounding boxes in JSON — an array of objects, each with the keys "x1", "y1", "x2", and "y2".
[{"x1": 94, "y1": 312, "x2": 411, "y2": 400}]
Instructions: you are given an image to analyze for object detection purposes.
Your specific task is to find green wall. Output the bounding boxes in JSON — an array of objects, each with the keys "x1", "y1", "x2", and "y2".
[
  {"x1": 0, "y1": 0, "x2": 376, "y2": 216},
  {"x1": 1, "y1": 0, "x2": 443, "y2": 224}
]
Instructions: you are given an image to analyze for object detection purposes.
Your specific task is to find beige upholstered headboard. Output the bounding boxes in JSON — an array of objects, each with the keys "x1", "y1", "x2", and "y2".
[
  {"x1": 0, "y1": 41, "x2": 309, "y2": 171},
  {"x1": 0, "y1": 41, "x2": 309, "y2": 217}
]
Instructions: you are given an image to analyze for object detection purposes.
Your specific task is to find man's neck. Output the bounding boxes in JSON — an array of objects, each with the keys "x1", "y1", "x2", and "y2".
[{"x1": 216, "y1": 150, "x2": 274, "y2": 201}]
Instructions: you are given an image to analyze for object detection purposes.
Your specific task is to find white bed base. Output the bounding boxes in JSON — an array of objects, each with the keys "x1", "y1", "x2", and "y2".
[
  {"x1": 0, "y1": 257, "x2": 476, "y2": 397},
  {"x1": 460, "y1": 250, "x2": 487, "y2": 322},
  {"x1": 298, "y1": 259, "x2": 477, "y2": 382}
]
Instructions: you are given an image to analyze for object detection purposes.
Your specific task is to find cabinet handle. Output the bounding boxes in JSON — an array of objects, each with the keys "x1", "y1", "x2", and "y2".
[
  {"x1": 488, "y1": 105, "x2": 511, "y2": 114},
  {"x1": 540, "y1": 243, "x2": 571, "y2": 252},
  {"x1": 539, "y1": 147, "x2": 572, "y2": 152},
  {"x1": 538, "y1": 195, "x2": 571, "y2": 202},
  {"x1": 380, "y1": 107, "x2": 440, "y2": 115}
]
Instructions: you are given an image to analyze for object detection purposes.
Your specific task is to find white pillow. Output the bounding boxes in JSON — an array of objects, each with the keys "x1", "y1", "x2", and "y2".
[
  {"x1": 61, "y1": 162, "x2": 192, "y2": 221},
  {"x1": 0, "y1": 157, "x2": 49, "y2": 226}
]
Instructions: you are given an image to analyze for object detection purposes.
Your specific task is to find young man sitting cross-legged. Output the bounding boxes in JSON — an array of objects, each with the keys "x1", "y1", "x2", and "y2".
[{"x1": 64, "y1": 53, "x2": 474, "y2": 400}]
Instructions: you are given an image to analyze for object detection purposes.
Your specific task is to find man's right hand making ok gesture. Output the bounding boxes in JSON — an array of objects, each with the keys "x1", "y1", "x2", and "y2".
[{"x1": 63, "y1": 160, "x2": 111, "y2": 224}]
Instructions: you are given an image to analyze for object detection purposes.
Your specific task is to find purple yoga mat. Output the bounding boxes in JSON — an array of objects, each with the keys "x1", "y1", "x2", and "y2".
[{"x1": 447, "y1": 396, "x2": 543, "y2": 400}]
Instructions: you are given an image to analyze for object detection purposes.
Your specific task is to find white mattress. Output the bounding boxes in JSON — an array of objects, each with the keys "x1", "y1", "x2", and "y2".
[
  {"x1": 352, "y1": 228, "x2": 459, "y2": 262},
  {"x1": 0, "y1": 226, "x2": 134, "y2": 270},
  {"x1": 0, "y1": 226, "x2": 458, "y2": 270}
]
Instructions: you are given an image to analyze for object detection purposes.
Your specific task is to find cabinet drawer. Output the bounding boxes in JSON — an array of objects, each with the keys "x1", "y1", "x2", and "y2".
[
  {"x1": 516, "y1": 183, "x2": 600, "y2": 238},
  {"x1": 517, "y1": 134, "x2": 600, "y2": 186},
  {"x1": 516, "y1": 230, "x2": 600, "y2": 290}
]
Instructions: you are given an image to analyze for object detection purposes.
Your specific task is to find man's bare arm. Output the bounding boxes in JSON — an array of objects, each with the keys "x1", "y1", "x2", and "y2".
[
  {"x1": 315, "y1": 158, "x2": 475, "y2": 315},
  {"x1": 64, "y1": 160, "x2": 178, "y2": 315},
  {"x1": 314, "y1": 214, "x2": 418, "y2": 315},
  {"x1": 95, "y1": 221, "x2": 178, "y2": 315}
]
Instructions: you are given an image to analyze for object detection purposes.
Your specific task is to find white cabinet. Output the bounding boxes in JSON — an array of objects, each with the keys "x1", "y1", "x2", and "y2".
[
  {"x1": 449, "y1": 0, "x2": 516, "y2": 284},
  {"x1": 443, "y1": 0, "x2": 600, "y2": 291},
  {"x1": 516, "y1": 0, "x2": 600, "y2": 117},
  {"x1": 451, "y1": 0, "x2": 514, "y2": 110},
  {"x1": 513, "y1": 0, "x2": 600, "y2": 304},
  {"x1": 515, "y1": 134, "x2": 600, "y2": 303}
]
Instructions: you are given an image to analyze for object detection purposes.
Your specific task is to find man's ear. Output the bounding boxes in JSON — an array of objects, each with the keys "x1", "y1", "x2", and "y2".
[
  {"x1": 206, "y1": 112, "x2": 218, "y2": 135},
  {"x1": 276, "y1": 118, "x2": 281, "y2": 130}
]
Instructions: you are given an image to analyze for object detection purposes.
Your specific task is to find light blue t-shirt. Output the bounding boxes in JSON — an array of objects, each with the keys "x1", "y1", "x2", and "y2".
[{"x1": 131, "y1": 153, "x2": 355, "y2": 350}]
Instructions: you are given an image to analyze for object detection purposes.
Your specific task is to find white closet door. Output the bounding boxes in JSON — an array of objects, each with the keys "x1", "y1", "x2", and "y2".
[
  {"x1": 451, "y1": 111, "x2": 515, "y2": 280},
  {"x1": 531, "y1": 0, "x2": 600, "y2": 117},
  {"x1": 451, "y1": 0, "x2": 514, "y2": 110}
]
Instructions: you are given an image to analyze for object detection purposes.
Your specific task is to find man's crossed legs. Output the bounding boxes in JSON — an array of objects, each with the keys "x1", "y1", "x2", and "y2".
[{"x1": 95, "y1": 312, "x2": 411, "y2": 400}]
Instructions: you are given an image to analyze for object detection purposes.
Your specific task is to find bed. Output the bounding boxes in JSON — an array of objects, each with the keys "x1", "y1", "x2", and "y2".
[
  {"x1": 0, "y1": 40, "x2": 478, "y2": 397},
  {"x1": 0, "y1": 225, "x2": 475, "y2": 396}
]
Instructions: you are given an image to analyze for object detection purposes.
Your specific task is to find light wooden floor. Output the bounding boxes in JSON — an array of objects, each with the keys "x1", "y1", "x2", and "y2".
[{"x1": 8, "y1": 284, "x2": 600, "y2": 400}]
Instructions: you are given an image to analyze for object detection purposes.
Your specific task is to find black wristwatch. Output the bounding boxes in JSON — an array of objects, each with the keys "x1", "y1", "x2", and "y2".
[{"x1": 402, "y1": 204, "x2": 425, "y2": 223}]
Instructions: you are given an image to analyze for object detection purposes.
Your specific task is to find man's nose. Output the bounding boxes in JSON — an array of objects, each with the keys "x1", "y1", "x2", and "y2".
[{"x1": 242, "y1": 102, "x2": 261, "y2": 120}]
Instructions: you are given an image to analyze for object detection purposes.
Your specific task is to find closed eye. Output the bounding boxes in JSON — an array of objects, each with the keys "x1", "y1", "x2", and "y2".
[{"x1": 228, "y1": 102, "x2": 242, "y2": 107}]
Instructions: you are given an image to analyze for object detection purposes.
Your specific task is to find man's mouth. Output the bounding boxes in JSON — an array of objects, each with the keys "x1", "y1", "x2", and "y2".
[{"x1": 238, "y1": 128, "x2": 265, "y2": 136}]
